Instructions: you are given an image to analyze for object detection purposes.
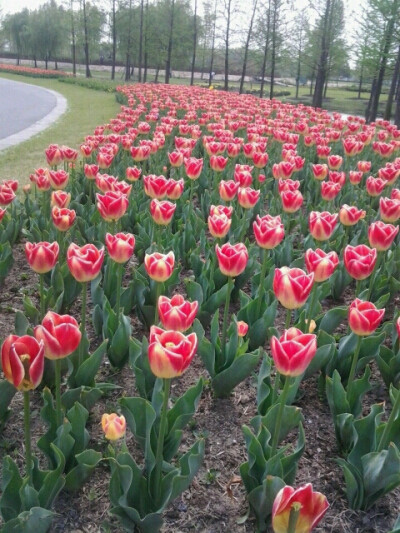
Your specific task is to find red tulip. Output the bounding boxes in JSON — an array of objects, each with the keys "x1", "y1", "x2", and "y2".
[
  {"x1": 34, "y1": 311, "x2": 81, "y2": 360},
  {"x1": 0, "y1": 208, "x2": 7, "y2": 222},
  {"x1": 278, "y1": 179, "x2": 300, "y2": 193},
  {"x1": 130, "y1": 145, "x2": 151, "y2": 162},
  {"x1": 237, "y1": 320, "x2": 249, "y2": 337},
  {"x1": 329, "y1": 170, "x2": 346, "y2": 187},
  {"x1": 349, "y1": 299, "x2": 385, "y2": 336},
  {"x1": 272, "y1": 483, "x2": 329, "y2": 533},
  {"x1": 25, "y1": 241, "x2": 59, "y2": 274},
  {"x1": 339, "y1": 204, "x2": 366, "y2": 226},
  {"x1": 51, "y1": 206, "x2": 76, "y2": 232},
  {"x1": 358, "y1": 160, "x2": 371, "y2": 173},
  {"x1": 148, "y1": 326, "x2": 197, "y2": 378},
  {"x1": 166, "y1": 178, "x2": 184, "y2": 200},
  {"x1": 380, "y1": 197, "x2": 400, "y2": 223},
  {"x1": 143, "y1": 174, "x2": 169, "y2": 199},
  {"x1": 2, "y1": 180, "x2": 18, "y2": 192},
  {"x1": 252, "y1": 151, "x2": 269, "y2": 169},
  {"x1": 368, "y1": 221, "x2": 399, "y2": 251},
  {"x1": 105, "y1": 232, "x2": 135, "y2": 263},
  {"x1": 101, "y1": 413, "x2": 126, "y2": 441},
  {"x1": 97, "y1": 151, "x2": 114, "y2": 169},
  {"x1": 144, "y1": 251, "x2": 175, "y2": 282},
  {"x1": 321, "y1": 181, "x2": 341, "y2": 201},
  {"x1": 308, "y1": 211, "x2": 338, "y2": 241},
  {"x1": 344, "y1": 244, "x2": 377, "y2": 280},
  {"x1": 49, "y1": 170, "x2": 69, "y2": 190},
  {"x1": 273, "y1": 267, "x2": 314, "y2": 309},
  {"x1": 210, "y1": 204, "x2": 233, "y2": 218},
  {"x1": 184, "y1": 157, "x2": 203, "y2": 180},
  {"x1": 61, "y1": 146, "x2": 78, "y2": 163},
  {"x1": 280, "y1": 190, "x2": 303, "y2": 213},
  {"x1": 311, "y1": 164, "x2": 328, "y2": 181},
  {"x1": 51, "y1": 190, "x2": 71, "y2": 208},
  {"x1": 208, "y1": 213, "x2": 231, "y2": 238},
  {"x1": 210, "y1": 155, "x2": 228, "y2": 172},
  {"x1": 253, "y1": 214, "x2": 284, "y2": 249},
  {"x1": 158, "y1": 294, "x2": 198, "y2": 332},
  {"x1": 84, "y1": 164, "x2": 99, "y2": 180},
  {"x1": 270, "y1": 327, "x2": 317, "y2": 377},
  {"x1": 238, "y1": 187, "x2": 260, "y2": 209},
  {"x1": 45, "y1": 144, "x2": 63, "y2": 167},
  {"x1": 150, "y1": 199, "x2": 176, "y2": 225},
  {"x1": 349, "y1": 171, "x2": 363, "y2": 185},
  {"x1": 0, "y1": 185, "x2": 16, "y2": 206},
  {"x1": 67, "y1": 243, "x2": 105, "y2": 282},
  {"x1": 215, "y1": 242, "x2": 248, "y2": 277},
  {"x1": 327, "y1": 154, "x2": 343, "y2": 170},
  {"x1": 305, "y1": 248, "x2": 339, "y2": 282},
  {"x1": 126, "y1": 166, "x2": 142, "y2": 182},
  {"x1": 168, "y1": 150, "x2": 184, "y2": 168},
  {"x1": 96, "y1": 191, "x2": 129, "y2": 222},
  {"x1": 1, "y1": 335, "x2": 44, "y2": 391},
  {"x1": 366, "y1": 176, "x2": 386, "y2": 197},
  {"x1": 219, "y1": 180, "x2": 239, "y2": 201}
]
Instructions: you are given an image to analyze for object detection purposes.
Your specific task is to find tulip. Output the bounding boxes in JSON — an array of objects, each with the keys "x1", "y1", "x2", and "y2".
[
  {"x1": 67, "y1": 243, "x2": 105, "y2": 283},
  {"x1": 210, "y1": 155, "x2": 228, "y2": 172},
  {"x1": 105, "y1": 232, "x2": 135, "y2": 263},
  {"x1": 349, "y1": 299, "x2": 385, "y2": 337},
  {"x1": 51, "y1": 190, "x2": 71, "y2": 208},
  {"x1": 144, "y1": 251, "x2": 175, "y2": 283},
  {"x1": 49, "y1": 169, "x2": 69, "y2": 190},
  {"x1": 391, "y1": 188, "x2": 400, "y2": 201},
  {"x1": 272, "y1": 483, "x2": 329, "y2": 533},
  {"x1": 210, "y1": 204, "x2": 233, "y2": 218},
  {"x1": 143, "y1": 174, "x2": 169, "y2": 199},
  {"x1": 308, "y1": 211, "x2": 338, "y2": 241},
  {"x1": 0, "y1": 185, "x2": 16, "y2": 206},
  {"x1": 215, "y1": 242, "x2": 248, "y2": 278},
  {"x1": 126, "y1": 166, "x2": 142, "y2": 182},
  {"x1": 0, "y1": 208, "x2": 6, "y2": 222},
  {"x1": 101, "y1": 413, "x2": 126, "y2": 441},
  {"x1": 168, "y1": 150, "x2": 184, "y2": 167},
  {"x1": 237, "y1": 321, "x2": 249, "y2": 337},
  {"x1": 329, "y1": 171, "x2": 346, "y2": 187},
  {"x1": 148, "y1": 326, "x2": 197, "y2": 379},
  {"x1": 368, "y1": 221, "x2": 399, "y2": 251},
  {"x1": 2, "y1": 179, "x2": 18, "y2": 192},
  {"x1": 208, "y1": 213, "x2": 231, "y2": 239},
  {"x1": 45, "y1": 144, "x2": 63, "y2": 167},
  {"x1": 358, "y1": 160, "x2": 371, "y2": 173},
  {"x1": 25, "y1": 241, "x2": 59, "y2": 274},
  {"x1": 327, "y1": 154, "x2": 343, "y2": 170},
  {"x1": 321, "y1": 181, "x2": 341, "y2": 202},
  {"x1": 184, "y1": 157, "x2": 203, "y2": 180},
  {"x1": 150, "y1": 199, "x2": 176, "y2": 226},
  {"x1": 158, "y1": 294, "x2": 198, "y2": 332},
  {"x1": 1, "y1": 334, "x2": 45, "y2": 483},
  {"x1": 238, "y1": 187, "x2": 260, "y2": 209},
  {"x1": 252, "y1": 151, "x2": 269, "y2": 169},
  {"x1": 305, "y1": 248, "x2": 339, "y2": 283},
  {"x1": 273, "y1": 267, "x2": 314, "y2": 311},
  {"x1": 311, "y1": 164, "x2": 328, "y2": 181},
  {"x1": 84, "y1": 164, "x2": 99, "y2": 180},
  {"x1": 97, "y1": 151, "x2": 114, "y2": 169},
  {"x1": 339, "y1": 204, "x2": 366, "y2": 226},
  {"x1": 344, "y1": 244, "x2": 377, "y2": 281},
  {"x1": 349, "y1": 170, "x2": 363, "y2": 185},
  {"x1": 280, "y1": 190, "x2": 303, "y2": 213},
  {"x1": 219, "y1": 180, "x2": 239, "y2": 202},
  {"x1": 51, "y1": 206, "x2": 76, "y2": 232},
  {"x1": 253, "y1": 214, "x2": 285, "y2": 250},
  {"x1": 97, "y1": 191, "x2": 129, "y2": 223},
  {"x1": 270, "y1": 327, "x2": 317, "y2": 378},
  {"x1": 380, "y1": 197, "x2": 400, "y2": 223},
  {"x1": 130, "y1": 145, "x2": 151, "y2": 162},
  {"x1": 278, "y1": 179, "x2": 300, "y2": 193},
  {"x1": 366, "y1": 176, "x2": 386, "y2": 197},
  {"x1": 166, "y1": 178, "x2": 184, "y2": 200}
]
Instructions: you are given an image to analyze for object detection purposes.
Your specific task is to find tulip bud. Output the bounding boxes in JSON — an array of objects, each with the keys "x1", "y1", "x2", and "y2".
[{"x1": 101, "y1": 413, "x2": 126, "y2": 441}]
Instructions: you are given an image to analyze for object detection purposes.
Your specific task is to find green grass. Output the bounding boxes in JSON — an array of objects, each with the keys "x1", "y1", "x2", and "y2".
[{"x1": 0, "y1": 73, "x2": 121, "y2": 185}]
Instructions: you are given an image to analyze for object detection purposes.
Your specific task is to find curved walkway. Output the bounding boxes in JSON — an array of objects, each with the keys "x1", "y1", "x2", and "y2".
[{"x1": 0, "y1": 78, "x2": 67, "y2": 151}]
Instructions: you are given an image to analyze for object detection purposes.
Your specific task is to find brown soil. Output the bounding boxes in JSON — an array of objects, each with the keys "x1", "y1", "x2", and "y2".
[{"x1": 0, "y1": 243, "x2": 398, "y2": 533}]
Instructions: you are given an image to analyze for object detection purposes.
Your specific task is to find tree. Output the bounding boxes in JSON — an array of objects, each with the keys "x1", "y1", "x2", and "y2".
[
  {"x1": 222, "y1": 0, "x2": 233, "y2": 90},
  {"x1": 3, "y1": 10, "x2": 30, "y2": 64},
  {"x1": 239, "y1": 0, "x2": 258, "y2": 94},
  {"x1": 190, "y1": 0, "x2": 198, "y2": 85},
  {"x1": 165, "y1": 0, "x2": 176, "y2": 83},
  {"x1": 81, "y1": 0, "x2": 91, "y2": 77}
]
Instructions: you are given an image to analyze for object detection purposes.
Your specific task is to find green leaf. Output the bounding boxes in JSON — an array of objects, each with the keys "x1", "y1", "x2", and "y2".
[
  {"x1": 37, "y1": 444, "x2": 66, "y2": 509},
  {"x1": 0, "y1": 380, "x2": 16, "y2": 429},
  {"x1": 211, "y1": 350, "x2": 261, "y2": 398},
  {"x1": 65, "y1": 450, "x2": 102, "y2": 491},
  {"x1": 318, "y1": 306, "x2": 347, "y2": 334},
  {"x1": 362, "y1": 443, "x2": 400, "y2": 509},
  {"x1": 14, "y1": 311, "x2": 30, "y2": 336},
  {"x1": 0, "y1": 507, "x2": 55, "y2": 533},
  {"x1": 0, "y1": 456, "x2": 23, "y2": 521},
  {"x1": 108, "y1": 315, "x2": 132, "y2": 369},
  {"x1": 246, "y1": 475, "x2": 286, "y2": 532},
  {"x1": 336, "y1": 458, "x2": 364, "y2": 510},
  {"x1": 74, "y1": 339, "x2": 108, "y2": 387}
]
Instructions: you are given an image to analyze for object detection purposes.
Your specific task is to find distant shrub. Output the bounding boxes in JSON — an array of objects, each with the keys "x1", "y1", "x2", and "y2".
[{"x1": 58, "y1": 76, "x2": 118, "y2": 93}]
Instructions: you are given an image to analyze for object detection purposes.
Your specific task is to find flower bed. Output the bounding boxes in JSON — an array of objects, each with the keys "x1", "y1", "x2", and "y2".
[
  {"x1": 0, "y1": 63, "x2": 72, "y2": 78},
  {"x1": 0, "y1": 83, "x2": 399, "y2": 532}
]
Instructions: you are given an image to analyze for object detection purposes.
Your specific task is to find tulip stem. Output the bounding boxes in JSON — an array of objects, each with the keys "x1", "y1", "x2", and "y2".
[
  {"x1": 367, "y1": 252, "x2": 382, "y2": 302},
  {"x1": 377, "y1": 386, "x2": 400, "y2": 452},
  {"x1": 154, "y1": 282, "x2": 162, "y2": 325},
  {"x1": 355, "y1": 279, "x2": 362, "y2": 298},
  {"x1": 88, "y1": 179, "x2": 93, "y2": 208},
  {"x1": 189, "y1": 179, "x2": 194, "y2": 205},
  {"x1": 346, "y1": 334, "x2": 362, "y2": 395},
  {"x1": 115, "y1": 263, "x2": 123, "y2": 319},
  {"x1": 287, "y1": 503, "x2": 301, "y2": 533},
  {"x1": 55, "y1": 359, "x2": 63, "y2": 428},
  {"x1": 271, "y1": 370, "x2": 281, "y2": 405},
  {"x1": 255, "y1": 249, "x2": 269, "y2": 318},
  {"x1": 221, "y1": 276, "x2": 234, "y2": 360},
  {"x1": 306, "y1": 283, "x2": 318, "y2": 332},
  {"x1": 285, "y1": 308, "x2": 292, "y2": 330},
  {"x1": 270, "y1": 375, "x2": 291, "y2": 457},
  {"x1": 39, "y1": 274, "x2": 45, "y2": 321},
  {"x1": 23, "y1": 391, "x2": 32, "y2": 484},
  {"x1": 79, "y1": 281, "x2": 87, "y2": 368},
  {"x1": 154, "y1": 377, "x2": 171, "y2": 504}
]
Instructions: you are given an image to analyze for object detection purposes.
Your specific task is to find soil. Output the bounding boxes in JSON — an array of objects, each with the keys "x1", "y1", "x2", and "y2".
[{"x1": 0, "y1": 243, "x2": 399, "y2": 533}]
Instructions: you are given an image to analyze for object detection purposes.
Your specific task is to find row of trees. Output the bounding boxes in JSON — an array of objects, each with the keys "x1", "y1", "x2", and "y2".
[{"x1": 1, "y1": 0, "x2": 400, "y2": 124}]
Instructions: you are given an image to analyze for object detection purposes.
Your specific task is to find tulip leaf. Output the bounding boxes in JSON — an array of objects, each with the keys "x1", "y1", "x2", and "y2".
[
  {"x1": 0, "y1": 507, "x2": 55, "y2": 533},
  {"x1": 184, "y1": 279, "x2": 204, "y2": 306},
  {"x1": 245, "y1": 475, "x2": 286, "y2": 532},
  {"x1": 257, "y1": 355, "x2": 273, "y2": 416},
  {"x1": 304, "y1": 341, "x2": 335, "y2": 379},
  {"x1": 108, "y1": 314, "x2": 132, "y2": 369},
  {"x1": 129, "y1": 337, "x2": 156, "y2": 400},
  {"x1": 74, "y1": 339, "x2": 108, "y2": 387},
  {"x1": 281, "y1": 422, "x2": 306, "y2": 485},
  {"x1": 362, "y1": 443, "x2": 400, "y2": 509},
  {"x1": 248, "y1": 301, "x2": 278, "y2": 351},
  {"x1": 336, "y1": 458, "x2": 364, "y2": 509},
  {"x1": 211, "y1": 349, "x2": 261, "y2": 398},
  {"x1": 0, "y1": 456, "x2": 23, "y2": 521},
  {"x1": 347, "y1": 403, "x2": 384, "y2": 471},
  {"x1": 318, "y1": 306, "x2": 347, "y2": 334},
  {"x1": 14, "y1": 311, "x2": 30, "y2": 336},
  {"x1": 0, "y1": 380, "x2": 16, "y2": 430},
  {"x1": 37, "y1": 444, "x2": 66, "y2": 509},
  {"x1": 61, "y1": 386, "x2": 103, "y2": 412},
  {"x1": 377, "y1": 345, "x2": 400, "y2": 389},
  {"x1": 260, "y1": 404, "x2": 303, "y2": 447},
  {"x1": 197, "y1": 335, "x2": 216, "y2": 378},
  {"x1": 66, "y1": 403, "x2": 90, "y2": 456},
  {"x1": 64, "y1": 449, "x2": 102, "y2": 491}
]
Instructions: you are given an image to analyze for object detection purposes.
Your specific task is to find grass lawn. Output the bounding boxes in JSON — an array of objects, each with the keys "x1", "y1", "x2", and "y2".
[{"x1": 0, "y1": 72, "x2": 121, "y2": 186}]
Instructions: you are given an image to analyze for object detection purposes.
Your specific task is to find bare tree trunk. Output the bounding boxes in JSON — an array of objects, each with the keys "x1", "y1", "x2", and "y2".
[
  {"x1": 208, "y1": 0, "x2": 217, "y2": 86},
  {"x1": 394, "y1": 73, "x2": 400, "y2": 126},
  {"x1": 384, "y1": 43, "x2": 400, "y2": 121},
  {"x1": 240, "y1": 0, "x2": 257, "y2": 94},
  {"x1": 224, "y1": 0, "x2": 232, "y2": 91},
  {"x1": 125, "y1": 0, "x2": 133, "y2": 81},
  {"x1": 269, "y1": 0, "x2": 278, "y2": 100},
  {"x1": 365, "y1": 77, "x2": 377, "y2": 122},
  {"x1": 295, "y1": 48, "x2": 301, "y2": 98},
  {"x1": 138, "y1": 0, "x2": 144, "y2": 82},
  {"x1": 111, "y1": 0, "x2": 116, "y2": 80},
  {"x1": 155, "y1": 65, "x2": 160, "y2": 82},
  {"x1": 71, "y1": 0, "x2": 76, "y2": 76},
  {"x1": 357, "y1": 65, "x2": 364, "y2": 99},
  {"x1": 190, "y1": 0, "x2": 198, "y2": 85},
  {"x1": 312, "y1": 0, "x2": 332, "y2": 108},
  {"x1": 259, "y1": 0, "x2": 271, "y2": 98},
  {"x1": 165, "y1": 0, "x2": 175, "y2": 84},
  {"x1": 82, "y1": 0, "x2": 91, "y2": 77},
  {"x1": 143, "y1": 0, "x2": 149, "y2": 82}
]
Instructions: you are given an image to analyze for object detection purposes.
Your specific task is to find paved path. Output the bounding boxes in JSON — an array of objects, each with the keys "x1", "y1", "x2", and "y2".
[{"x1": 0, "y1": 78, "x2": 67, "y2": 151}]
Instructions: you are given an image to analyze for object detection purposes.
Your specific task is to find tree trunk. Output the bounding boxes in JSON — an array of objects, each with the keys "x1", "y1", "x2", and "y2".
[
  {"x1": 312, "y1": 0, "x2": 331, "y2": 108},
  {"x1": 71, "y1": 0, "x2": 76, "y2": 76},
  {"x1": 82, "y1": 0, "x2": 91, "y2": 78},
  {"x1": 259, "y1": 0, "x2": 271, "y2": 99},
  {"x1": 111, "y1": 0, "x2": 116, "y2": 80},
  {"x1": 138, "y1": 0, "x2": 144, "y2": 82},
  {"x1": 365, "y1": 77, "x2": 377, "y2": 122},
  {"x1": 143, "y1": 0, "x2": 149, "y2": 82},
  {"x1": 190, "y1": 0, "x2": 198, "y2": 86},
  {"x1": 269, "y1": 0, "x2": 278, "y2": 100},
  {"x1": 155, "y1": 65, "x2": 160, "y2": 82},
  {"x1": 357, "y1": 66, "x2": 364, "y2": 99},
  {"x1": 394, "y1": 72, "x2": 400, "y2": 126},
  {"x1": 224, "y1": 0, "x2": 232, "y2": 91},
  {"x1": 384, "y1": 43, "x2": 400, "y2": 121},
  {"x1": 165, "y1": 0, "x2": 175, "y2": 84},
  {"x1": 125, "y1": 0, "x2": 133, "y2": 81},
  {"x1": 240, "y1": 0, "x2": 257, "y2": 94},
  {"x1": 208, "y1": 1, "x2": 217, "y2": 86},
  {"x1": 295, "y1": 47, "x2": 301, "y2": 99}
]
